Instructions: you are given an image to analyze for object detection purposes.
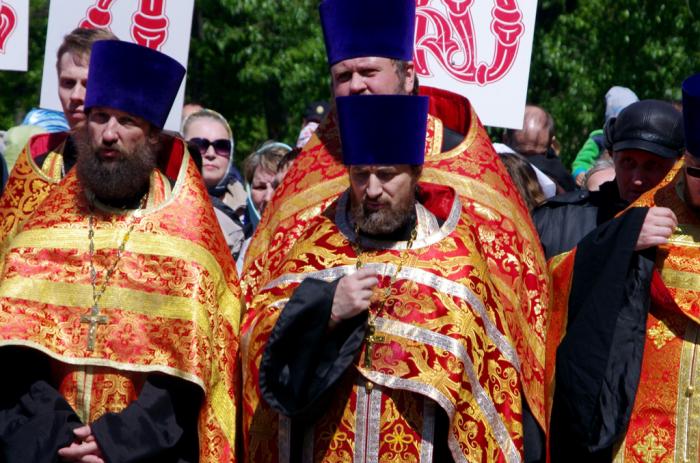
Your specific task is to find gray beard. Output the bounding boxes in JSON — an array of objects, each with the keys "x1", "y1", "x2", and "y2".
[{"x1": 350, "y1": 195, "x2": 416, "y2": 236}]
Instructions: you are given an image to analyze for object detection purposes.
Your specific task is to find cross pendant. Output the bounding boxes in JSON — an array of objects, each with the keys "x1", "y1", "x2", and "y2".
[
  {"x1": 364, "y1": 322, "x2": 385, "y2": 369},
  {"x1": 80, "y1": 305, "x2": 108, "y2": 351}
]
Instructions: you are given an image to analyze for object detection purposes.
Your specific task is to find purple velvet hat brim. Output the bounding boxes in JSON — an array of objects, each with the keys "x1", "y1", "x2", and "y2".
[
  {"x1": 320, "y1": 0, "x2": 415, "y2": 66},
  {"x1": 683, "y1": 73, "x2": 700, "y2": 158},
  {"x1": 336, "y1": 95, "x2": 428, "y2": 165},
  {"x1": 85, "y1": 41, "x2": 186, "y2": 129}
]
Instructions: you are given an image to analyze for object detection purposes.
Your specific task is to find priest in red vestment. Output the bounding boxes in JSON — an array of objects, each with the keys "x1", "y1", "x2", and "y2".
[
  {"x1": 241, "y1": 4, "x2": 549, "y2": 458},
  {"x1": 0, "y1": 41, "x2": 239, "y2": 463},
  {"x1": 242, "y1": 94, "x2": 545, "y2": 462},
  {"x1": 239, "y1": 0, "x2": 541, "y2": 315}
]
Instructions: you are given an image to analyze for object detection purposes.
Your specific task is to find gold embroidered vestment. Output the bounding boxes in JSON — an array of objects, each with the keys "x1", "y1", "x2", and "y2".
[
  {"x1": 0, "y1": 140, "x2": 240, "y2": 463},
  {"x1": 243, "y1": 185, "x2": 535, "y2": 462}
]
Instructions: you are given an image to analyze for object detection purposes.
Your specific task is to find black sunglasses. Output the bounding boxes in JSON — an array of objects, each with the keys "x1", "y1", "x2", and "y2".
[
  {"x1": 188, "y1": 137, "x2": 232, "y2": 158},
  {"x1": 686, "y1": 165, "x2": 700, "y2": 178}
]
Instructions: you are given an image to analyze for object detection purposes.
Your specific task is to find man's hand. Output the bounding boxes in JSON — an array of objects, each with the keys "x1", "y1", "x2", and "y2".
[
  {"x1": 330, "y1": 267, "x2": 378, "y2": 324},
  {"x1": 575, "y1": 172, "x2": 586, "y2": 187},
  {"x1": 58, "y1": 425, "x2": 105, "y2": 463},
  {"x1": 635, "y1": 207, "x2": 678, "y2": 251}
]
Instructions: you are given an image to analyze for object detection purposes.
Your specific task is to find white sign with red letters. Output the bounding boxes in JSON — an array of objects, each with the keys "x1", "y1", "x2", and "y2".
[
  {"x1": 0, "y1": 0, "x2": 29, "y2": 71},
  {"x1": 40, "y1": 0, "x2": 194, "y2": 131},
  {"x1": 415, "y1": 0, "x2": 538, "y2": 129}
]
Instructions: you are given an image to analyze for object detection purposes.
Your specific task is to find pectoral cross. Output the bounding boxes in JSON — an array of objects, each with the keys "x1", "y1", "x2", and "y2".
[
  {"x1": 81, "y1": 305, "x2": 108, "y2": 351},
  {"x1": 364, "y1": 321, "x2": 385, "y2": 369}
]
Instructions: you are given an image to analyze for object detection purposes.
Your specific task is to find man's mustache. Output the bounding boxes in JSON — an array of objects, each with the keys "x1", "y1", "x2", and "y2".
[{"x1": 94, "y1": 143, "x2": 128, "y2": 157}]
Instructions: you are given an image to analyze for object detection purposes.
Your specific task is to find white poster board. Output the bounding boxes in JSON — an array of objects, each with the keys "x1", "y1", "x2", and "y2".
[
  {"x1": 0, "y1": 0, "x2": 29, "y2": 71},
  {"x1": 415, "y1": 0, "x2": 538, "y2": 129},
  {"x1": 40, "y1": 0, "x2": 194, "y2": 131}
]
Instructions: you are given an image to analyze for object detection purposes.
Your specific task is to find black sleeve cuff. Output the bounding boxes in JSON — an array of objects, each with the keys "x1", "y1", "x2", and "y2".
[
  {"x1": 0, "y1": 380, "x2": 82, "y2": 463},
  {"x1": 91, "y1": 375, "x2": 201, "y2": 463}
]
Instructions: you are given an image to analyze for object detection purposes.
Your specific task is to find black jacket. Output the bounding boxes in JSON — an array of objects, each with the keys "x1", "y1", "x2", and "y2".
[
  {"x1": 532, "y1": 181, "x2": 629, "y2": 259},
  {"x1": 527, "y1": 149, "x2": 577, "y2": 193},
  {"x1": 550, "y1": 208, "x2": 653, "y2": 462}
]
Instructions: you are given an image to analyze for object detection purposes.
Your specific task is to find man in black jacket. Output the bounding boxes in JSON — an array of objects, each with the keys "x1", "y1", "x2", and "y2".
[
  {"x1": 532, "y1": 100, "x2": 684, "y2": 259},
  {"x1": 547, "y1": 73, "x2": 700, "y2": 463}
]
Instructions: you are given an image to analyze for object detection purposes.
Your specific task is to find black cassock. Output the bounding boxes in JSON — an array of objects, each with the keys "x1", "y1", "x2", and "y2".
[{"x1": 0, "y1": 346, "x2": 201, "y2": 463}]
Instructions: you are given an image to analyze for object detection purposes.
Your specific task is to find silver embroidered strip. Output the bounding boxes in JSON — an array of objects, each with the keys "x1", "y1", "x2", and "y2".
[
  {"x1": 448, "y1": 433, "x2": 469, "y2": 463},
  {"x1": 270, "y1": 298, "x2": 289, "y2": 310},
  {"x1": 265, "y1": 266, "x2": 354, "y2": 290},
  {"x1": 415, "y1": 203, "x2": 442, "y2": 241},
  {"x1": 265, "y1": 264, "x2": 519, "y2": 372},
  {"x1": 360, "y1": 370, "x2": 461, "y2": 462},
  {"x1": 367, "y1": 385, "x2": 382, "y2": 463},
  {"x1": 420, "y1": 399, "x2": 436, "y2": 463},
  {"x1": 393, "y1": 267, "x2": 520, "y2": 370},
  {"x1": 362, "y1": 370, "x2": 521, "y2": 463},
  {"x1": 354, "y1": 381, "x2": 369, "y2": 463},
  {"x1": 374, "y1": 318, "x2": 518, "y2": 460}
]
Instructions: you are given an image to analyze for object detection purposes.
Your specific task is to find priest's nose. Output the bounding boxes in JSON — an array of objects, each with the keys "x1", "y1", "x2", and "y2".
[
  {"x1": 365, "y1": 174, "x2": 382, "y2": 198},
  {"x1": 101, "y1": 118, "x2": 120, "y2": 144}
]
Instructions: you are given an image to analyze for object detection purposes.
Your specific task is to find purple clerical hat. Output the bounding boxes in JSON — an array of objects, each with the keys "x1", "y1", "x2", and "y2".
[
  {"x1": 336, "y1": 95, "x2": 428, "y2": 165},
  {"x1": 85, "y1": 41, "x2": 185, "y2": 129},
  {"x1": 320, "y1": 0, "x2": 415, "y2": 66},
  {"x1": 683, "y1": 74, "x2": 700, "y2": 158}
]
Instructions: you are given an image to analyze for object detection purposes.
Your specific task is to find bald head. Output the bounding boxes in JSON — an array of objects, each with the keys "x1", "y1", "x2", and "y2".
[
  {"x1": 504, "y1": 105, "x2": 554, "y2": 157},
  {"x1": 523, "y1": 105, "x2": 552, "y2": 135}
]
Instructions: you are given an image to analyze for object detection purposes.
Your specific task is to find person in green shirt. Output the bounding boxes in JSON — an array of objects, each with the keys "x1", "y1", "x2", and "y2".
[{"x1": 572, "y1": 86, "x2": 638, "y2": 185}]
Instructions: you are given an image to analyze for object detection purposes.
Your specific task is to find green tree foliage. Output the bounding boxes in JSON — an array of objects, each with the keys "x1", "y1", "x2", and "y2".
[
  {"x1": 188, "y1": 0, "x2": 329, "y2": 160},
  {"x1": 0, "y1": 0, "x2": 329, "y2": 162},
  {"x1": 530, "y1": 0, "x2": 700, "y2": 167}
]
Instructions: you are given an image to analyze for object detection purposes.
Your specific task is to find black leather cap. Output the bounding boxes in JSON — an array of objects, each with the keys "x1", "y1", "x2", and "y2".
[{"x1": 604, "y1": 99, "x2": 684, "y2": 159}]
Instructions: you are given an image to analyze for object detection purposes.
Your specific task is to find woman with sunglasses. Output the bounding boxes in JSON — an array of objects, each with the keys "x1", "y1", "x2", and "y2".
[{"x1": 182, "y1": 109, "x2": 249, "y2": 260}]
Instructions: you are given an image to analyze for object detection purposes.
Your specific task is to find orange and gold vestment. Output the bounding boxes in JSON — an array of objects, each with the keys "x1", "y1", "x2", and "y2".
[
  {"x1": 242, "y1": 180, "x2": 546, "y2": 462},
  {"x1": 0, "y1": 138, "x2": 240, "y2": 463},
  {"x1": 242, "y1": 94, "x2": 549, "y2": 436},
  {"x1": 546, "y1": 163, "x2": 700, "y2": 463}
]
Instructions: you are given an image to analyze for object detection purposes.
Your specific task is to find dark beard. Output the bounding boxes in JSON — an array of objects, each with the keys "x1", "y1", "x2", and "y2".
[
  {"x1": 75, "y1": 133, "x2": 157, "y2": 207},
  {"x1": 351, "y1": 195, "x2": 416, "y2": 236}
]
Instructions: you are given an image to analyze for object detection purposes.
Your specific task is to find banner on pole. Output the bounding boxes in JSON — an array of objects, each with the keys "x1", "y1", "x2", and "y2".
[
  {"x1": 40, "y1": 0, "x2": 194, "y2": 131},
  {"x1": 415, "y1": 0, "x2": 538, "y2": 129},
  {"x1": 0, "y1": 0, "x2": 29, "y2": 71}
]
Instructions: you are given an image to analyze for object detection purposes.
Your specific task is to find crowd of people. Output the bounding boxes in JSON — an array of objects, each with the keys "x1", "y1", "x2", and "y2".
[{"x1": 0, "y1": 0, "x2": 698, "y2": 462}]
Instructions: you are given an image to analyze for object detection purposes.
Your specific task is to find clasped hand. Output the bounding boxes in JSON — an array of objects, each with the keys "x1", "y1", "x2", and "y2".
[{"x1": 58, "y1": 425, "x2": 104, "y2": 463}]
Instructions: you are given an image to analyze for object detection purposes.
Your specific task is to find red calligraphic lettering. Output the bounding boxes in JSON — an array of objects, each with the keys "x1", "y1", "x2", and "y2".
[
  {"x1": 415, "y1": 0, "x2": 524, "y2": 86},
  {"x1": 131, "y1": 0, "x2": 168, "y2": 50},
  {"x1": 0, "y1": 0, "x2": 17, "y2": 54},
  {"x1": 79, "y1": 0, "x2": 116, "y2": 30}
]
